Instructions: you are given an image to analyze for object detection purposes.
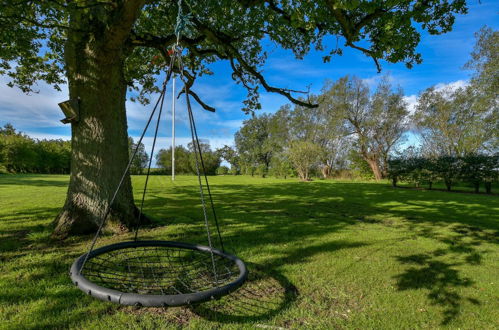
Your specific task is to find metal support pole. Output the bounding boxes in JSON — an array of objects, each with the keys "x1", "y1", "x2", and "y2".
[{"x1": 171, "y1": 76, "x2": 176, "y2": 181}]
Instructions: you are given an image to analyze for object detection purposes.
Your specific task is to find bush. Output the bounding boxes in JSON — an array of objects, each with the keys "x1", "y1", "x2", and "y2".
[
  {"x1": 388, "y1": 153, "x2": 498, "y2": 194},
  {"x1": 255, "y1": 163, "x2": 268, "y2": 178},
  {"x1": 348, "y1": 150, "x2": 375, "y2": 180},
  {"x1": 387, "y1": 158, "x2": 404, "y2": 187},
  {"x1": 269, "y1": 155, "x2": 294, "y2": 179},
  {"x1": 0, "y1": 124, "x2": 71, "y2": 174},
  {"x1": 287, "y1": 140, "x2": 321, "y2": 181},
  {"x1": 216, "y1": 166, "x2": 229, "y2": 175}
]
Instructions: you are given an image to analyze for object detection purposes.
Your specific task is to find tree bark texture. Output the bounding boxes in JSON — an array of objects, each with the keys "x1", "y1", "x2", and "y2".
[
  {"x1": 53, "y1": 8, "x2": 143, "y2": 238},
  {"x1": 366, "y1": 157, "x2": 383, "y2": 181}
]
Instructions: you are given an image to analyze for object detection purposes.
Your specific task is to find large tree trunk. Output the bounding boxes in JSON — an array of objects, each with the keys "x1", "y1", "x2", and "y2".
[
  {"x1": 366, "y1": 157, "x2": 383, "y2": 181},
  {"x1": 53, "y1": 14, "x2": 143, "y2": 238}
]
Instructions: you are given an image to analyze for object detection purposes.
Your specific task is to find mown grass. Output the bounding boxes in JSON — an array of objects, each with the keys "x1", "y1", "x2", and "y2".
[{"x1": 0, "y1": 174, "x2": 498, "y2": 329}]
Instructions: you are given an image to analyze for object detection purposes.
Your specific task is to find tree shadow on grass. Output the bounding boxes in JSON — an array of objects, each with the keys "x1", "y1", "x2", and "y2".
[
  {"x1": 394, "y1": 254, "x2": 475, "y2": 325},
  {"x1": 393, "y1": 223, "x2": 496, "y2": 325},
  {"x1": 0, "y1": 175, "x2": 68, "y2": 187},
  {"x1": 0, "y1": 207, "x2": 71, "y2": 256},
  {"x1": 0, "y1": 252, "x2": 114, "y2": 329},
  {"x1": 138, "y1": 180, "x2": 497, "y2": 326},
  {"x1": 190, "y1": 262, "x2": 298, "y2": 324}
]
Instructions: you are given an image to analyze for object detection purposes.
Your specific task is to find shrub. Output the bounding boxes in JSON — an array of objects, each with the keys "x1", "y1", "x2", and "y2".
[
  {"x1": 216, "y1": 166, "x2": 229, "y2": 175},
  {"x1": 387, "y1": 153, "x2": 498, "y2": 194}
]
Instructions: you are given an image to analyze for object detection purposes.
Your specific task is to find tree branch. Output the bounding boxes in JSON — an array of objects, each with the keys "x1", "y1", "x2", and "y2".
[
  {"x1": 157, "y1": 48, "x2": 217, "y2": 112},
  {"x1": 105, "y1": 0, "x2": 146, "y2": 49},
  {"x1": 324, "y1": 0, "x2": 383, "y2": 72},
  {"x1": 193, "y1": 19, "x2": 317, "y2": 108},
  {"x1": 346, "y1": 42, "x2": 381, "y2": 73},
  {"x1": 186, "y1": 89, "x2": 216, "y2": 112}
]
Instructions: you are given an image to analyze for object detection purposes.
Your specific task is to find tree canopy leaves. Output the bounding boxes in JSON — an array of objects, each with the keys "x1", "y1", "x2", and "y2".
[{"x1": 1, "y1": 0, "x2": 468, "y2": 111}]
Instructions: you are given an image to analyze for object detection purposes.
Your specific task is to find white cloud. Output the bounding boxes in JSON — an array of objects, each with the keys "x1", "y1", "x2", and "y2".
[
  {"x1": 403, "y1": 94, "x2": 418, "y2": 115},
  {"x1": 401, "y1": 79, "x2": 469, "y2": 117},
  {"x1": 0, "y1": 77, "x2": 68, "y2": 128},
  {"x1": 434, "y1": 79, "x2": 468, "y2": 92},
  {"x1": 24, "y1": 132, "x2": 70, "y2": 141}
]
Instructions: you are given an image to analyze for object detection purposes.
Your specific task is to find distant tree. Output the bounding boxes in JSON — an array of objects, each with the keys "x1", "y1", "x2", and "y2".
[
  {"x1": 460, "y1": 154, "x2": 499, "y2": 194},
  {"x1": 405, "y1": 157, "x2": 426, "y2": 188},
  {"x1": 324, "y1": 76, "x2": 408, "y2": 180},
  {"x1": 0, "y1": 125, "x2": 9, "y2": 171},
  {"x1": 156, "y1": 146, "x2": 190, "y2": 175},
  {"x1": 0, "y1": 124, "x2": 16, "y2": 135},
  {"x1": 255, "y1": 164, "x2": 268, "y2": 178},
  {"x1": 288, "y1": 95, "x2": 351, "y2": 179},
  {"x1": 187, "y1": 141, "x2": 221, "y2": 176},
  {"x1": 318, "y1": 136, "x2": 352, "y2": 179},
  {"x1": 464, "y1": 26, "x2": 499, "y2": 152},
  {"x1": 420, "y1": 158, "x2": 439, "y2": 190},
  {"x1": 287, "y1": 140, "x2": 321, "y2": 181},
  {"x1": 128, "y1": 137, "x2": 149, "y2": 175},
  {"x1": 37, "y1": 139, "x2": 71, "y2": 174},
  {"x1": 434, "y1": 156, "x2": 461, "y2": 191},
  {"x1": 414, "y1": 85, "x2": 497, "y2": 157},
  {"x1": 240, "y1": 162, "x2": 256, "y2": 177},
  {"x1": 0, "y1": 125, "x2": 37, "y2": 173},
  {"x1": 216, "y1": 165, "x2": 229, "y2": 175},
  {"x1": 216, "y1": 145, "x2": 241, "y2": 175},
  {"x1": 387, "y1": 158, "x2": 404, "y2": 187},
  {"x1": 465, "y1": 26, "x2": 499, "y2": 104},
  {"x1": 235, "y1": 114, "x2": 279, "y2": 177},
  {"x1": 389, "y1": 153, "x2": 498, "y2": 194},
  {"x1": 482, "y1": 155, "x2": 499, "y2": 194},
  {"x1": 0, "y1": 124, "x2": 71, "y2": 174}
]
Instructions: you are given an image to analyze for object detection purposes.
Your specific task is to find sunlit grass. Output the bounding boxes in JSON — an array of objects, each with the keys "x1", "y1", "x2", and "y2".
[{"x1": 0, "y1": 174, "x2": 498, "y2": 329}]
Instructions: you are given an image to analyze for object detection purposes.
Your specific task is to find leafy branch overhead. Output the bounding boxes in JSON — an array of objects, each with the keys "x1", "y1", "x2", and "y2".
[{"x1": 1, "y1": 0, "x2": 467, "y2": 111}]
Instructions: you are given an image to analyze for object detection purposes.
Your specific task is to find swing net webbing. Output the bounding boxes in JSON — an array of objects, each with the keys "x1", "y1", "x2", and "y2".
[{"x1": 82, "y1": 245, "x2": 239, "y2": 296}]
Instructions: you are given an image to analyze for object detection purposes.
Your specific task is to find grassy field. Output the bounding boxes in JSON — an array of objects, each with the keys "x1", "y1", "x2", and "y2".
[{"x1": 0, "y1": 174, "x2": 498, "y2": 329}]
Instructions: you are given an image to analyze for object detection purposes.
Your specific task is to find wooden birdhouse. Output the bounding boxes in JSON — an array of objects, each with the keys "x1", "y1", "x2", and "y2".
[{"x1": 58, "y1": 98, "x2": 80, "y2": 124}]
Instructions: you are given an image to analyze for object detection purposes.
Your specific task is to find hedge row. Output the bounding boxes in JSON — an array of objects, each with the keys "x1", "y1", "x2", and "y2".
[{"x1": 388, "y1": 154, "x2": 499, "y2": 194}]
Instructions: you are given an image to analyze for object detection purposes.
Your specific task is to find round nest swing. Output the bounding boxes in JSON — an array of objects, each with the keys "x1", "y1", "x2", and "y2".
[
  {"x1": 69, "y1": 9, "x2": 248, "y2": 306},
  {"x1": 70, "y1": 241, "x2": 247, "y2": 306}
]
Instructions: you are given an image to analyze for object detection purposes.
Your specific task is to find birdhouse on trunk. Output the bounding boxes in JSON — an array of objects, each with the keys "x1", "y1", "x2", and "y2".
[{"x1": 58, "y1": 98, "x2": 80, "y2": 124}]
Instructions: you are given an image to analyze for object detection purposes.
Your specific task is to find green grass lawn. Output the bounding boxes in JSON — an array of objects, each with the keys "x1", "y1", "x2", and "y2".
[{"x1": 0, "y1": 174, "x2": 498, "y2": 329}]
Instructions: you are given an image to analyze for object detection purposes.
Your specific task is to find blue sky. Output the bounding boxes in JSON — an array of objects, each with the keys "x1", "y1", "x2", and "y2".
[{"x1": 0, "y1": 1, "x2": 497, "y2": 161}]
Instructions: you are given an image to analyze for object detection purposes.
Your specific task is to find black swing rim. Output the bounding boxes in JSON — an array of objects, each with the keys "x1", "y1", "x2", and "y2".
[{"x1": 70, "y1": 240, "x2": 248, "y2": 307}]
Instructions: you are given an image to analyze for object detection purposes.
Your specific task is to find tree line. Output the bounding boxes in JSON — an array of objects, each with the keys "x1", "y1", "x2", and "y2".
[
  {"x1": 0, "y1": 124, "x2": 71, "y2": 174},
  {"x1": 388, "y1": 154, "x2": 498, "y2": 194},
  {"x1": 0, "y1": 124, "x2": 152, "y2": 175},
  {"x1": 0, "y1": 123, "x2": 224, "y2": 176},
  {"x1": 155, "y1": 141, "x2": 221, "y2": 175},
  {"x1": 225, "y1": 74, "x2": 407, "y2": 181}
]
